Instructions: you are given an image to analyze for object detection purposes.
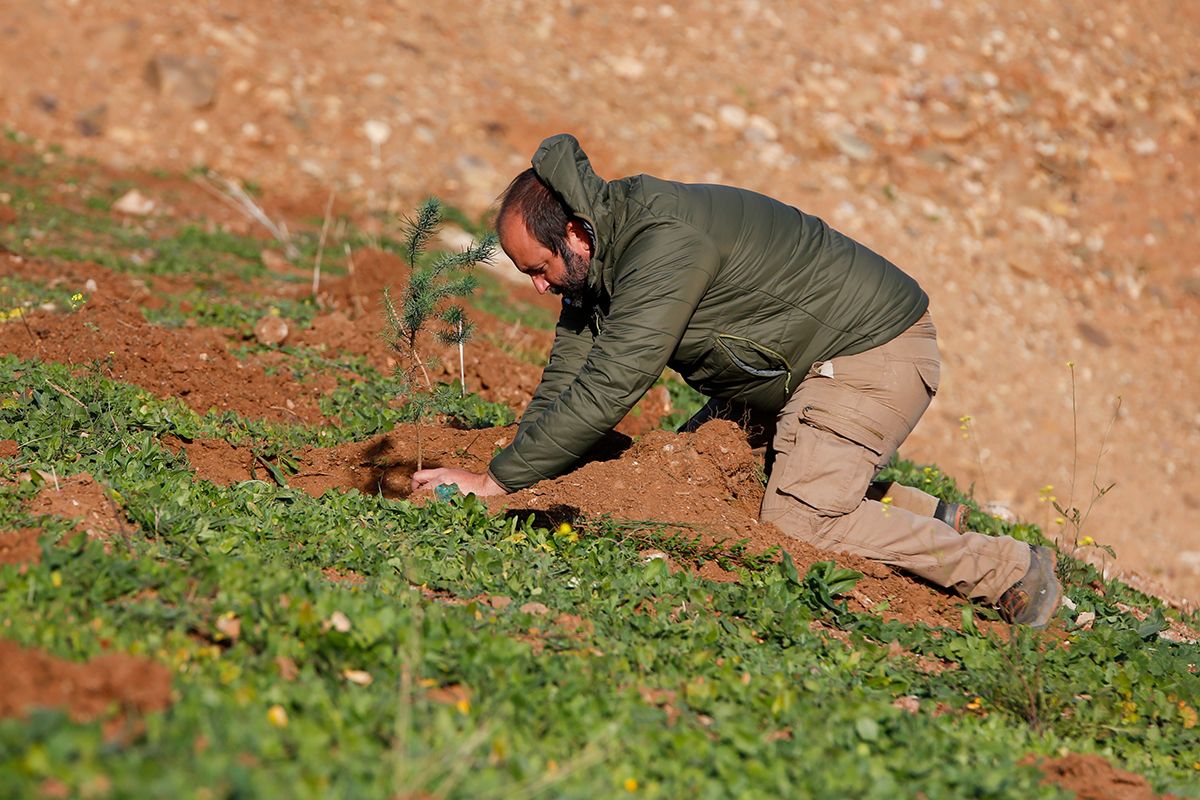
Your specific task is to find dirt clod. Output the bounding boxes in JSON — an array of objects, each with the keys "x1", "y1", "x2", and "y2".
[{"x1": 0, "y1": 639, "x2": 172, "y2": 730}]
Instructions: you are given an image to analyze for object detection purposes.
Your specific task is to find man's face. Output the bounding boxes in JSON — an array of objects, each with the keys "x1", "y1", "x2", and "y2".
[{"x1": 499, "y1": 213, "x2": 591, "y2": 300}]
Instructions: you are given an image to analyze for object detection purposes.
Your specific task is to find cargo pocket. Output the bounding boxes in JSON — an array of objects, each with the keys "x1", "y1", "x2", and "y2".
[
  {"x1": 914, "y1": 357, "x2": 941, "y2": 396},
  {"x1": 776, "y1": 383, "x2": 888, "y2": 516}
]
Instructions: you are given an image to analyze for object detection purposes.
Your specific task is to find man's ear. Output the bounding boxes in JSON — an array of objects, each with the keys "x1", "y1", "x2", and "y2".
[{"x1": 564, "y1": 218, "x2": 593, "y2": 258}]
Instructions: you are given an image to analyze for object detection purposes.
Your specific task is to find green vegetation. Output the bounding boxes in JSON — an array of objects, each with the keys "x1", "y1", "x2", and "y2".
[
  {"x1": 659, "y1": 374, "x2": 707, "y2": 431},
  {"x1": 1, "y1": 357, "x2": 1198, "y2": 798}
]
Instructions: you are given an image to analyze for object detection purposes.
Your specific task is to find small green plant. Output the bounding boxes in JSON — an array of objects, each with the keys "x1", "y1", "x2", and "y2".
[{"x1": 382, "y1": 198, "x2": 496, "y2": 470}]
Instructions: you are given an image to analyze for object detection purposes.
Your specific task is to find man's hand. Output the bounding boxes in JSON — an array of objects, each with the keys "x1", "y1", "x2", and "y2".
[{"x1": 410, "y1": 467, "x2": 508, "y2": 498}]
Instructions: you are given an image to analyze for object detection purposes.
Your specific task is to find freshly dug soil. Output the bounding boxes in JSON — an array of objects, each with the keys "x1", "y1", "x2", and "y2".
[
  {"x1": 1028, "y1": 753, "x2": 1186, "y2": 800},
  {"x1": 176, "y1": 418, "x2": 981, "y2": 630},
  {"x1": 0, "y1": 265, "x2": 335, "y2": 425},
  {"x1": 0, "y1": 528, "x2": 41, "y2": 566},
  {"x1": 0, "y1": 639, "x2": 172, "y2": 733},
  {"x1": 27, "y1": 472, "x2": 132, "y2": 542}
]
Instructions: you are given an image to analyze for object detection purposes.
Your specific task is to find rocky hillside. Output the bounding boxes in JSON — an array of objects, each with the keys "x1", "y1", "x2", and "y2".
[{"x1": 2, "y1": 0, "x2": 1198, "y2": 602}]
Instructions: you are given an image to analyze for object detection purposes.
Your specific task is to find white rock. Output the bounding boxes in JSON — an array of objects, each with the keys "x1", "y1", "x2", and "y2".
[
  {"x1": 745, "y1": 114, "x2": 778, "y2": 142},
  {"x1": 362, "y1": 119, "x2": 391, "y2": 146},
  {"x1": 1179, "y1": 551, "x2": 1200, "y2": 573},
  {"x1": 608, "y1": 55, "x2": 645, "y2": 79},
  {"x1": 254, "y1": 315, "x2": 289, "y2": 346},
  {"x1": 981, "y1": 501, "x2": 1017, "y2": 523},
  {"x1": 757, "y1": 142, "x2": 787, "y2": 168},
  {"x1": 827, "y1": 128, "x2": 874, "y2": 162},
  {"x1": 113, "y1": 189, "x2": 155, "y2": 216},
  {"x1": 690, "y1": 112, "x2": 717, "y2": 132},
  {"x1": 1131, "y1": 137, "x2": 1158, "y2": 156},
  {"x1": 717, "y1": 104, "x2": 748, "y2": 130},
  {"x1": 299, "y1": 160, "x2": 325, "y2": 179}
]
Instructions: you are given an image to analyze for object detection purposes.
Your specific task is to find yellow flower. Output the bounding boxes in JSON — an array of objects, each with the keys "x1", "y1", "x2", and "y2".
[
  {"x1": 455, "y1": 697, "x2": 471, "y2": 714},
  {"x1": 1079, "y1": 535, "x2": 1095, "y2": 547},
  {"x1": 267, "y1": 704, "x2": 289, "y2": 728},
  {"x1": 1179, "y1": 701, "x2": 1198, "y2": 729},
  {"x1": 71, "y1": 293, "x2": 83, "y2": 303},
  {"x1": 624, "y1": 778, "x2": 639, "y2": 792},
  {"x1": 51, "y1": 571, "x2": 62, "y2": 588},
  {"x1": 556, "y1": 522, "x2": 578, "y2": 542}
]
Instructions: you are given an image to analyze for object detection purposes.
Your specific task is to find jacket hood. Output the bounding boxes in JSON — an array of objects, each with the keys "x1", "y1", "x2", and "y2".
[{"x1": 531, "y1": 134, "x2": 615, "y2": 296}]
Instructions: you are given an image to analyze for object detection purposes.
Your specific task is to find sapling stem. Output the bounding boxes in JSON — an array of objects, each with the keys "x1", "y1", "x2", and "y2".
[{"x1": 458, "y1": 320, "x2": 465, "y2": 397}]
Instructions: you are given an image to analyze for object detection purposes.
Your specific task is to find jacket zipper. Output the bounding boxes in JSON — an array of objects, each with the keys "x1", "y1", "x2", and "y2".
[{"x1": 716, "y1": 334, "x2": 793, "y2": 393}]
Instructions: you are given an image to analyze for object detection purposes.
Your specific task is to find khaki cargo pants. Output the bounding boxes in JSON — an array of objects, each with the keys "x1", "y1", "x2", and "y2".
[{"x1": 688, "y1": 312, "x2": 1030, "y2": 602}]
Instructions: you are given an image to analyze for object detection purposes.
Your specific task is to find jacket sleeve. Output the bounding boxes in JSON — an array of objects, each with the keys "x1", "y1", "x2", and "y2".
[
  {"x1": 488, "y1": 222, "x2": 720, "y2": 491},
  {"x1": 516, "y1": 301, "x2": 594, "y2": 437}
]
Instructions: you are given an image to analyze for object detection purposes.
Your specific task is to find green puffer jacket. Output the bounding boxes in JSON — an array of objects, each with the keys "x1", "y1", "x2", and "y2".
[{"x1": 488, "y1": 134, "x2": 928, "y2": 492}]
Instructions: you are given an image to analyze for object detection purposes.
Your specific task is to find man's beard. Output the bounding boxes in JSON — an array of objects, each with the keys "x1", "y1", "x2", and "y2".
[{"x1": 556, "y1": 247, "x2": 591, "y2": 301}]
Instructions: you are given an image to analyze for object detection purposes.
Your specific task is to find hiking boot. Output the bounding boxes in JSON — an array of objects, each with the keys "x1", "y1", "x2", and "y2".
[
  {"x1": 934, "y1": 499, "x2": 969, "y2": 532},
  {"x1": 996, "y1": 545, "x2": 1062, "y2": 627}
]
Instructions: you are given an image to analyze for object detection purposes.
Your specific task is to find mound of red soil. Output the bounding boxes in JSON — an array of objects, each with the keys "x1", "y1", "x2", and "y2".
[
  {"x1": 1027, "y1": 753, "x2": 1185, "y2": 800},
  {"x1": 0, "y1": 639, "x2": 172, "y2": 736},
  {"x1": 0, "y1": 528, "x2": 41, "y2": 566},
  {"x1": 175, "y1": 418, "x2": 972, "y2": 629},
  {"x1": 492, "y1": 420, "x2": 972, "y2": 629},
  {"x1": 27, "y1": 472, "x2": 132, "y2": 542},
  {"x1": 0, "y1": 439, "x2": 19, "y2": 459}
]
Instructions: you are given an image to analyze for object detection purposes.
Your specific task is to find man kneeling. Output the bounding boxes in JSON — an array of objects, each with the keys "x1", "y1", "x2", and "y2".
[{"x1": 413, "y1": 133, "x2": 1061, "y2": 627}]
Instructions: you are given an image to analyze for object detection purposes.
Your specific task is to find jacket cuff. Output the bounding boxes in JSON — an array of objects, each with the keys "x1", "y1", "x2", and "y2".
[{"x1": 486, "y1": 467, "x2": 517, "y2": 494}]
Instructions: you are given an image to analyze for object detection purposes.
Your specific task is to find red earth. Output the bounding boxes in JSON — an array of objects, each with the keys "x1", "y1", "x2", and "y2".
[
  {"x1": 0, "y1": 639, "x2": 173, "y2": 741},
  {"x1": 1027, "y1": 753, "x2": 1188, "y2": 800},
  {"x1": 172, "y1": 417, "x2": 1003, "y2": 633}
]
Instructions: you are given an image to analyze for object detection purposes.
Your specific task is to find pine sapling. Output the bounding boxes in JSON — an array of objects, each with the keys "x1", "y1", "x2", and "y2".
[{"x1": 382, "y1": 197, "x2": 497, "y2": 471}]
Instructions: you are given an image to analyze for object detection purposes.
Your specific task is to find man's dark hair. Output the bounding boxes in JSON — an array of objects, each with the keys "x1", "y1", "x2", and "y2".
[{"x1": 497, "y1": 168, "x2": 573, "y2": 258}]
